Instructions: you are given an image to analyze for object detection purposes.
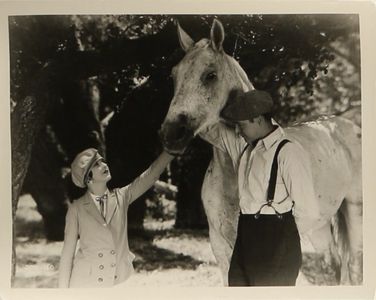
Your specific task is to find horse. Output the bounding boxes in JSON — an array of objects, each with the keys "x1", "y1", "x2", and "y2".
[{"x1": 159, "y1": 19, "x2": 362, "y2": 285}]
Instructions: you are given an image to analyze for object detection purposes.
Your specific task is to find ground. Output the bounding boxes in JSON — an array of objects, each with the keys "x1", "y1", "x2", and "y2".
[{"x1": 13, "y1": 194, "x2": 328, "y2": 288}]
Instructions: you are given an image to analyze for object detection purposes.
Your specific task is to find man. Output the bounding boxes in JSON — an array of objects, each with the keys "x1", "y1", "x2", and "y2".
[{"x1": 200, "y1": 89, "x2": 321, "y2": 286}]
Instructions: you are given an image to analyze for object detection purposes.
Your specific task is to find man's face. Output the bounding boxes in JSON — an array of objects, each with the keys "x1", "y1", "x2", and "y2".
[
  {"x1": 235, "y1": 118, "x2": 260, "y2": 141},
  {"x1": 89, "y1": 157, "x2": 112, "y2": 184}
]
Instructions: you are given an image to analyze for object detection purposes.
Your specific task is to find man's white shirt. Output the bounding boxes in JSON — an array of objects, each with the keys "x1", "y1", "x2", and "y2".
[{"x1": 200, "y1": 121, "x2": 321, "y2": 234}]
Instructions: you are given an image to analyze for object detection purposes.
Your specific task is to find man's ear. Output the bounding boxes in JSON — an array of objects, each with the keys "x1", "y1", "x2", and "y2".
[{"x1": 249, "y1": 115, "x2": 261, "y2": 125}]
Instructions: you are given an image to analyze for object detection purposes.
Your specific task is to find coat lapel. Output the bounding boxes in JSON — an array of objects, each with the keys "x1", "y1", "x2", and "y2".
[
  {"x1": 82, "y1": 192, "x2": 106, "y2": 225},
  {"x1": 105, "y1": 190, "x2": 118, "y2": 224}
]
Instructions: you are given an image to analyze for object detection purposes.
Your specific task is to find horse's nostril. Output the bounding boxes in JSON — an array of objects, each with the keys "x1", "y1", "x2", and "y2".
[
  {"x1": 160, "y1": 117, "x2": 193, "y2": 148},
  {"x1": 176, "y1": 125, "x2": 187, "y2": 140},
  {"x1": 178, "y1": 114, "x2": 188, "y2": 124}
]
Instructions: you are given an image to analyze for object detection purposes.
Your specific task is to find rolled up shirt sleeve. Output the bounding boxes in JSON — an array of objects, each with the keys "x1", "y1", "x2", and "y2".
[
  {"x1": 119, "y1": 151, "x2": 174, "y2": 205},
  {"x1": 279, "y1": 142, "x2": 321, "y2": 235},
  {"x1": 199, "y1": 122, "x2": 247, "y2": 166},
  {"x1": 58, "y1": 201, "x2": 79, "y2": 288}
]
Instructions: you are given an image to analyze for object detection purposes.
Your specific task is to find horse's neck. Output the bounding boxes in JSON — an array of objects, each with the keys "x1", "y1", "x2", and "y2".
[{"x1": 225, "y1": 55, "x2": 254, "y2": 92}]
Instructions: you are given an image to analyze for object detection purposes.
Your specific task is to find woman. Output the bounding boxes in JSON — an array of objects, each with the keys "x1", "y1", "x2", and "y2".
[{"x1": 58, "y1": 148, "x2": 175, "y2": 288}]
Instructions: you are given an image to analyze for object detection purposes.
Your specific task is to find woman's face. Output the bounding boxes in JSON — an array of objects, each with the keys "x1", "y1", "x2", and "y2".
[{"x1": 89, "y1": 158, "x2": 112, "y2": 184}]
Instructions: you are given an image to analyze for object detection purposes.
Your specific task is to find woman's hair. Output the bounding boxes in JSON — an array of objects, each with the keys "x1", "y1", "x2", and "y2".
[{"x1": 86, "y1": 170, "x2": 93, "y2": 185}]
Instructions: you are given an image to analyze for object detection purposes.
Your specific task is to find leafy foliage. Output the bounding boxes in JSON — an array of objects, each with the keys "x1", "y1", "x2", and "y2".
[{"x1": 10, "y1": 14, "x2": 360, "y2": 232}]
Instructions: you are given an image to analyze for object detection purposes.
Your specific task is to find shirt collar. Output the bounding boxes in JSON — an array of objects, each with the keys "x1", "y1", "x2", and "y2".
[
  {"x1": 89, "y1": 189, "x2": 109, "y2": 201},
  {"x1": 254, "y1": 120, "x2": 285, "y2": 151}
]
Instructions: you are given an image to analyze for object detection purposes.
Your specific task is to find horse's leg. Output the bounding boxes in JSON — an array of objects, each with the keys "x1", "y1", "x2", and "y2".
[
  {"x1": 201, "y1": 151, "x2": 239, "y2": 286},
  {"x1": 201, "y1": 162, "x2": 229, "y2": 285},
  {"x1": 207, "y1": 220, "x2": 235, "y2": 285},
  {"x1": 340, "y1": 196, "x2": 363, "y2": 285},
  {"x1": 203, "y1": 186, "x2": 236, "y2": 285},
  {"x1": 307, "y1": 221, "x2": 341, "y2": 285}
]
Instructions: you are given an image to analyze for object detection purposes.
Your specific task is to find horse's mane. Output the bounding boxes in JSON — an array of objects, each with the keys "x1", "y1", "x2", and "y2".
[{"x1": 225, "y1": 55, "x2": 254, "y2": 93}]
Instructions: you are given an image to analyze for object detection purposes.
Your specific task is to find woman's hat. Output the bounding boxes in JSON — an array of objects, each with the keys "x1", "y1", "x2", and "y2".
[
  {"x1": 221, "y1": 89, "x2": 274, "y2": 121},
  {"x1": 71, "y1": 148, "x2": 103, "y2": 188}
]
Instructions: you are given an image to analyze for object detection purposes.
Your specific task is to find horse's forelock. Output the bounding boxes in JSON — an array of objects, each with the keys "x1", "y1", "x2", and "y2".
[
  {"x1": 180, "y1": 39, "x2": 211, "y2": 63},
  {"x1": 194, "y1": 38, "x2": 210, "y2": 48}
]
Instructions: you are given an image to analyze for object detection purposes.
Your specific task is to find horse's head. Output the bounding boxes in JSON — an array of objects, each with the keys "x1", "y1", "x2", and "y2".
[{"x1": 160, "y1": 19, "x2": 254, "y2": 154}]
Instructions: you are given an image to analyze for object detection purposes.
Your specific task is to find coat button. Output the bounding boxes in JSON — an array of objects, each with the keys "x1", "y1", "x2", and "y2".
[
  {"x1": 110, "y1": 250, "x2": 116, "y2": 255},
  {"x1": 98, "y1": 277, "x2": 103, "y2": 282},
  {"x1": 99, "y1": 265, "x2": 104, "y2": 270},
  {"x1": 98, "y1": 253, "x2": 103, "y2": 257},
  {"x1": 111, "y1": 263, "x2": 116, "y2": 267},
  {"x1": 114, "y1": 275, "x2": 118, "y2": 279}
]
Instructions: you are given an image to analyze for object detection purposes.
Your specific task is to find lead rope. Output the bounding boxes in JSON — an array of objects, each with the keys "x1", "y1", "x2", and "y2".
[{"x1": 254, "y1": 139, "x2": 290, "y2": 220}]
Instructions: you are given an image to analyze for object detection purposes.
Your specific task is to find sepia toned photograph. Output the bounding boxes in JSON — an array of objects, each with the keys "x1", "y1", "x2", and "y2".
[
  {"x1": 1, "y1": 1, "x2": 375, "y2": 298},
  {"x1": 8, "y1": 13, "x2": 364, "y2": 289}
]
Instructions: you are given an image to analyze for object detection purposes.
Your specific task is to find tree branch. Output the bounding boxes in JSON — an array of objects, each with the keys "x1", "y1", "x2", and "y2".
[{"x1": 55, "y1": 22, "x2": 178, "y2": 80}]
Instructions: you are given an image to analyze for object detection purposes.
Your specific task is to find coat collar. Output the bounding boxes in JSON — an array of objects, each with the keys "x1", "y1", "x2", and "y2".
[{"x1": 82, "y1": 190, "x2": 118, "y2": 225}]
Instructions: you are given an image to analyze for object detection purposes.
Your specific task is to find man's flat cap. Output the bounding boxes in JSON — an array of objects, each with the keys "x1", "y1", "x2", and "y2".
[{"x1": 221, "y1": 90, "x2": 274, "y2": 121}]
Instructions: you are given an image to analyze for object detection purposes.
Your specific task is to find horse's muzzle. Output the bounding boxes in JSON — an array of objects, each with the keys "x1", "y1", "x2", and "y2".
[{"x1": 159, "y1": 114, "x2": 194, "y2": 154}]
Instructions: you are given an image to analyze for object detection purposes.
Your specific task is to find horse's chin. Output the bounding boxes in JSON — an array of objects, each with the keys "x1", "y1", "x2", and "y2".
[
  {"x1": 159, "y1": 124, "x2": 194, "y2": 155},
  {"x1": 164, "y1": 135, "x2": 194, "y2": 154}
]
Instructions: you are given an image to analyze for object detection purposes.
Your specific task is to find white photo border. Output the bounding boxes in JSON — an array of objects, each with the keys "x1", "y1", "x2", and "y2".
[{"x1": 0, "y1": 0, "x2": 375, "y2": 299}]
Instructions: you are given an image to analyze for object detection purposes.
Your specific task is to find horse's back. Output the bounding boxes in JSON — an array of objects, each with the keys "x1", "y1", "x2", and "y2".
[{"x1": 285, "y1": 116, "x2": 362, "y2": 218}]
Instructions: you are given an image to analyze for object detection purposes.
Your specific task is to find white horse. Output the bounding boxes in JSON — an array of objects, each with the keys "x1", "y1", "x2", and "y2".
[{"x1": 160, "y1": 19, "x2": 362, "y2": 285}]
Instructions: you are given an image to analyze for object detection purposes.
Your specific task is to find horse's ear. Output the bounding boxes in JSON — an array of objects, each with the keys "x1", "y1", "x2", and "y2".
[
  {"x1": 210, "y1": 19, "x2": 225, "y2": 51},
  {"x1": 177, "y1": 21, "x2": 194, "y2": 52}
]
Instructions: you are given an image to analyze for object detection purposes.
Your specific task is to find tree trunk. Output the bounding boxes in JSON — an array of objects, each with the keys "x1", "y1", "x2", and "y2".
[
  {"x1": 22, "y1": 126, "x2": 68, "y2": 241},
  {"x1": 11, "y1": 92, "x2": 50, "y2": 279}
]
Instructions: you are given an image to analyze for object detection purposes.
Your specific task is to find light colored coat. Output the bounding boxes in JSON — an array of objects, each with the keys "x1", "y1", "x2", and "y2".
[{"x1": 58, "y1": 152, "x2": 173, "y2": 288}]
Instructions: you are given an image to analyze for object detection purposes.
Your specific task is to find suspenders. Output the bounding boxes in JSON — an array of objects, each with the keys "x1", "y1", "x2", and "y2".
[{"x1": 254, "y1": 139, "x2": 290, "y2": 219}]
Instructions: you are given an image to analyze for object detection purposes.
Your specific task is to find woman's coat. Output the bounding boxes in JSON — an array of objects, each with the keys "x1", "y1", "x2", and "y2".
[{"x1": 58, "y1": 152, "x2": 173, "y2": 288}]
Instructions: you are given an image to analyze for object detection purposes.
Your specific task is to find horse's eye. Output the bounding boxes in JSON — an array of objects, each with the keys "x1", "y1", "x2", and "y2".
[{"x1": 205, "y1": 71, "x2": 217, "y2": 82}]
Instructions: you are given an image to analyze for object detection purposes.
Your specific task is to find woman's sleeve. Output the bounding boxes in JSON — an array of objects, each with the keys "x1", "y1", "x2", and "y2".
[
  {"x1": 58, "y1": 202, "x2": 79, "y2": 288},
  {"x1": 118, "y1": 151, "x2": 174, "y2": 205}
]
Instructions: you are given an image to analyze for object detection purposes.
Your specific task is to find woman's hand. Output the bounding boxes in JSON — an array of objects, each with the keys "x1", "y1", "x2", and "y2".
[{"x1": 163, "y1": 145, "x2": 187, "y2": 157}]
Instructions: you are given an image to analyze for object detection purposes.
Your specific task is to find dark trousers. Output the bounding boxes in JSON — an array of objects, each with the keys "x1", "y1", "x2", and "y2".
[{"x1": 228, "y1": 210, "x2": 302, "y2": 286}]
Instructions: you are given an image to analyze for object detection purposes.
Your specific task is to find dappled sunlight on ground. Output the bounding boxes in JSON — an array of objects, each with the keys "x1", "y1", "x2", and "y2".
[
  {"x1": 13, "y1": 194, "x2": 334, "y2": 287},
  {"x1": 124, "y1": 265, "x2": 222, "y2": 287},
  {"x1": 14, "y1": 195, "x2": 224, "y2": 287},
  {"x1": 153, "y1": 235, "x2": 216, "y2": 264}
]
